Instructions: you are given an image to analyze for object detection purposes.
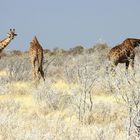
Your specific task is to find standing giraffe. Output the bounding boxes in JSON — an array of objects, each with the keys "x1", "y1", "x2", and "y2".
[
  {"x1": 108, "y1": 38, "x2": 140, "y2": 72},
  {"x1": 29, "y1": 36, "x2": 45, "y2": 81},
  {"x1": 0, "y1": 29, "x2": 17, "y2": 55}
]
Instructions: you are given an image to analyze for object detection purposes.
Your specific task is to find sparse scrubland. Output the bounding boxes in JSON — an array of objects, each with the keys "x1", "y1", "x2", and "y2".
[{"x1": 0, "y1": 44, "x2": 140, "y2": 139}]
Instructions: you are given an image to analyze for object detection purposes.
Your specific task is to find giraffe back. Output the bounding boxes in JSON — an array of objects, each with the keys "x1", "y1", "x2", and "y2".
[
  {"x1": 109, "y1": 38, "x2": 140, "y2": 64},
  {"x1": 30, "y1": 36, "x2": 44, "y2": 67},
  {"x1": 29, "y1": 36, "x2": 45, "y2": 81}
]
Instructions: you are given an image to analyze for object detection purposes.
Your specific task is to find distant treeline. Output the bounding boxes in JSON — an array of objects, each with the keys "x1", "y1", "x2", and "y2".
[{"x1": 1, "y1": 43, "x2": 109, "y2": 57}]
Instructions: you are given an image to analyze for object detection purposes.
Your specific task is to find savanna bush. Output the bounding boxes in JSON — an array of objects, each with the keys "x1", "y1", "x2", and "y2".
[{"x1": 1, "y1": 44, "x2": 140, "y2": 139}]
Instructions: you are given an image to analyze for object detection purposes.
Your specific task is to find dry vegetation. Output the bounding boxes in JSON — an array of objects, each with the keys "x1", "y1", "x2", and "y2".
[{"x1": 0, "y1": 44, "x2": 140, "y2": 139}]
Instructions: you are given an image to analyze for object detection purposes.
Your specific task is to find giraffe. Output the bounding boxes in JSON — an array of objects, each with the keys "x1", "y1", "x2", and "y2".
[
  {"x1": 0, "y1": 29, "x2": 17, "y2": 54},
  {"x1": 108, "y1": 38, "x2": 140, "y2": 72},
  {"x1": 29, "y1": 36, "x2": 45, "y2": 81}
]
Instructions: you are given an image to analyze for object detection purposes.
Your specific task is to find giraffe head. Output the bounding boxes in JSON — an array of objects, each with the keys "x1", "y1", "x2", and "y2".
[
  {"x1": 124, "y1": 38, "x2": 140, "y2": 48},
  {"x1": 7, "y1": 29, "x2": 17, "y2": 40},
  {"x1": 133, "y1": 39, "x2": 140, "y2": 47}
]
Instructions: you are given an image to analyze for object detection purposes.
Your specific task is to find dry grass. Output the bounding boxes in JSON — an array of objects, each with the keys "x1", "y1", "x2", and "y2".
[
  {"x1": 0, "y1": 46, "x2": 140, "y2": 139},
  {"x1": 0, "y1": 79, "x2": 128, "y2": 140}
]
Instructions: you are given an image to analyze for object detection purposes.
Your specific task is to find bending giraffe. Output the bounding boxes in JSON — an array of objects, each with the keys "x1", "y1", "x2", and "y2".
[
  {"x1": 108, "y1": 38, "x2": 140, "y2": 72},
  {"x1": 0, "y1": 29, "x2": 17, "y2": 55},
  {"x1": 29, "y1": 36, "x2": 45, "y2": 81}
]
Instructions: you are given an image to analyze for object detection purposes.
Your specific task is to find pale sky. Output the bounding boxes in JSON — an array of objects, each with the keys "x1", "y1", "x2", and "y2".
[{"x1": 1, "y1": 0, "x2": 140, "y2": 51}]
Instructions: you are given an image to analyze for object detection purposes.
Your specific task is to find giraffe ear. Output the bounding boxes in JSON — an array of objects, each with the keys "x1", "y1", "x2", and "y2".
[
  {"x1": 10, "y1": 29, "x2": 12, "y2": 32},
  {"x1": 13, "y1": 29, "x2": 15, "y2": 32}
]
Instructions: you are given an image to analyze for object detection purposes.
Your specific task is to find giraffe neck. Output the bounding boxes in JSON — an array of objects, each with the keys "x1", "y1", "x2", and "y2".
[{"x1": 0, "y1": 37, "x2": 12, "y2": 52}]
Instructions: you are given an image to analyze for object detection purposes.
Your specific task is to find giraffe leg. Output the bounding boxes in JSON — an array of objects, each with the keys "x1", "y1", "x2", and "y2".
[
  {"x1": 130, "y1": 59, "x2": 134, "y2": 70},
  {"x1": 38, "y1": 64, "x2": 45, "y2": 81},
  {"x1": 110, "y1": 61, "x2": 117, "y2": 76},
  {"x1": 125, "y1": 60, "x2": 130, "y2": 76},
  {"x1": 36, "y1": 58, "x2": 40, "y2": 81},
  {"x1": 38, "y1": 53, "x2": 45, "y2": 81},
  {"x1": 39, "y1": 67, "x2": 45, "y2": 81},
  {"x1": 32, "y1": 59, "x2": 36, "y2": 80},
  {"x1": 110, "y1": 64, "x2": 115, "y2": 72},
  {"x1": 130, "y1": 58, "x2": 135, "y2": 76},
  {"x1": 125, "y1": 60, "x2": 130, "y2": 70}
]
